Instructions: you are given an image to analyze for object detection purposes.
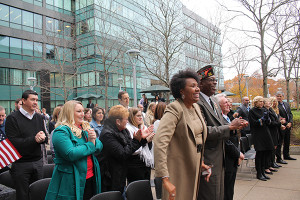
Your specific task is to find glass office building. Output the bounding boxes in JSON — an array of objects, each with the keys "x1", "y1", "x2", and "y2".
[{"x1": 0, "y1": 0, "x2": 223, "y2": 112}]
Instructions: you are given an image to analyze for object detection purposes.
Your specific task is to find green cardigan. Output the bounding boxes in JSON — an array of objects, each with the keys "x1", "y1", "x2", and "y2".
[{"x1": 45, "y1": 125, "x2": 103, "y2": 200}]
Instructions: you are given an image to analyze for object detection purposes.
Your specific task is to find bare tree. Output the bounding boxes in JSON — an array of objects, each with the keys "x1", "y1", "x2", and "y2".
[
  {"x1": 223, "y1": 0, "x2": 297, "y2": 97},
  {"x1": 76, "y1": 0, "x2": 129, "y2": 110},
  {"x1": 129, "y1": 0, "x2": 187, "y2": 88},
  {"x1": 227, "y1": 43, "x2": 251, "y2": 101},
  {"x1": 273, "y1": 2, "x2": 300, "y2": 106},
  {"x1": 37, "y1": 22, "x2": 80, "y2": 105}
]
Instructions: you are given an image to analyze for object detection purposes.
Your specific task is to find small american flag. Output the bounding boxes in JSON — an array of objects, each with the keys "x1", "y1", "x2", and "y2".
[{"x1": 0, "y1": 136, "x2": 22, "y2": 169}]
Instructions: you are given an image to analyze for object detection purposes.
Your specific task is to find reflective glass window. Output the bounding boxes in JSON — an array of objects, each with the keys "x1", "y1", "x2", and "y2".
[
  {"x1": 46, "y1": 44, "x2": 55, "y2": 59},
  {"x1": 34, "y1": 42, "x2": 43, "y2": 57},
  {"x1": 46, "y1": 17, "x2": 54, "y2": 32},
  {"x1": 64, "y1": 22, "x2": 72, "y2": 37},
  {"x1": 0, "y1": 36, "x2": 9, "y2": 52},
  {"x1": 10, "y1": 7, "x2": 21, "y2": 25},
  {"x1": 89, "y1": 71, "x2": 95, "y2": 86},
  {"x1": 10, "y1": 38, "x2": 22, "y2": 54},
  {"x1": 65, "y1": 0, "x2": 72, "y2": 11},
  {"x1": 23, "y1": 40, "x2": 33, "y2": 56},
  {"x1": 34, "y1": 14, "x2": 42, "y2": 33},
  {"x1": 22, "y1": 10, "x2": 33, "y2": 27},
  {"x1": 0, "y1": 68, "x2": 9, "y2": 84},
  {"x1": 46, "y1": 0, "x2": 53, "y2": 6},
  {"x1": 0, "y1": 4, "x2": 9, "y2": 26},
  {"x1": 10, "y1": 69, "x2": 23, "y2": 85}
]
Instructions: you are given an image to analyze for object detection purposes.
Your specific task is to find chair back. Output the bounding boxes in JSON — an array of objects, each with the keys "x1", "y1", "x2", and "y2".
[
  {"x1": 246, "y1": 134, "x2": 253, "y2": 146},
  {"x1": 90, "y1": 191, "x2": 123, "y2": 200},
  {"x1": 126, "y1": 180, "x2": 153, "y2": 200},
  {"x1": 43, "y1": 164, "x2": 55, "y2": 178},
  {"x1": 47, "y1": 155, "x2": 54, "y2": 164},
  {"x1": 29, "y1": 178, "x2": 51, "y2": 200},
  {"x1": 240, "y1": 137, "x2": 250, "y2": 153},
  {"x1": 0, "y1": 171, "x2": 15, "y2": 189}
]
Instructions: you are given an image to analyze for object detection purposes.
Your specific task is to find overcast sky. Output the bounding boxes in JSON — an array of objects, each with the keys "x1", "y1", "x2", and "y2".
[{"x1": 181, "y1": 0, "x2": 277, "y2": 80}]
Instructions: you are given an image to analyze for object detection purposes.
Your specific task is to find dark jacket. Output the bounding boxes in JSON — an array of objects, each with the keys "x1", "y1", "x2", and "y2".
[
  {"x1": 223, "y1": 117, "x2": 240, "y2": 172},
  {"x1": 268, "y1": 108, "x2": 281, "y2": 146},
  {"x1": 235, "y1": 104, "x2": 251, "y2": 133},
  {"x1": 99, "y1": 120, "x2": 141, "y2": 193},
  {"x1": 249, "y1": 107, "x2": 274, "y2": 151}
]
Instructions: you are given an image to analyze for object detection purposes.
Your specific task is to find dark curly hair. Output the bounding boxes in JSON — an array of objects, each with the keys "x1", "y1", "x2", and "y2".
[{"x1": 170, "y1": 69, "x2": 199, "y2": 99}]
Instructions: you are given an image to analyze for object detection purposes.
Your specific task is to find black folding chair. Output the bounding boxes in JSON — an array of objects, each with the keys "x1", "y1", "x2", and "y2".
[
  {"x1": 126, "y1": 180, "x2": 153, "y2": 200},
  {"x1": 29, "y1": 178, "x2": 51, "y2": 200},
  {"x1": 90, "y1": 191, "x2": 123, "y2": 200},
  {"x1": 0, "y1": 171, "x2": 14, "y2": 189}
]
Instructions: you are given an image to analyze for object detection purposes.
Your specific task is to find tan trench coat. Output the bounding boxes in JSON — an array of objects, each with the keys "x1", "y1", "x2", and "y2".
[{"x1": 154, "y1": 100, "x2": 207, "y2": 200}]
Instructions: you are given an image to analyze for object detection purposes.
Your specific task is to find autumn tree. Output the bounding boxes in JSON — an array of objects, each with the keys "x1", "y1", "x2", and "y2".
[{"x1": 223, "y1": 0, "x2": 297, "y2": 97}]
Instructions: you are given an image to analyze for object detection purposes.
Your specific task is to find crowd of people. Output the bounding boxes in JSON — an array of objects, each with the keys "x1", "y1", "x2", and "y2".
[{"x1": 0, "y1": 65, "x2": 296, "y2": 200}]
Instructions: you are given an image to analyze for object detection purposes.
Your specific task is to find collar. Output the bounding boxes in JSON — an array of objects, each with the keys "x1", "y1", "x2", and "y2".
[
  {"x1": 200, "y1": 92, "x2": 211, "y2": 104},
  {"x1": 20, "y1": 107, "x2": 36, "y2": 120}
]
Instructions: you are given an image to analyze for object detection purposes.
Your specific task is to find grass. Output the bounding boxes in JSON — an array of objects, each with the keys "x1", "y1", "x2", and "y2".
[{"x1": 291, "y1": 110, "x2": 300, "y2": 145}]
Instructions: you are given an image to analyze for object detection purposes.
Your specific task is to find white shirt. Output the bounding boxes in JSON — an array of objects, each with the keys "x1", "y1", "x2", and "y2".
[
  {"x1": 200, "y1": 92, "x2": 211, "y2": 107},
  {"x1": 19, "y1": 107, "x2": 36, "y2": 120}
]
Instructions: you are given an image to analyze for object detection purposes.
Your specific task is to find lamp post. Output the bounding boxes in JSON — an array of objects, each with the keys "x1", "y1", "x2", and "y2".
[
  {"x1": 27, "y1": 77, "x2": 37, "y2": 90},
  {"x1": 118, "y1": 77, "x2": 123, "y2": 92},
  {"x1": 243, "y1": 75, "x2": 249, "y2": 97},
  {"x1": 249, "y1": 94, "x2": 252, "y2": 107},
  {"x1": 126, "y1": 49, "x2": 140, "y2": 107},
  {"x1": 267, "y1": 84, "x2": 270, "y2": 97}
]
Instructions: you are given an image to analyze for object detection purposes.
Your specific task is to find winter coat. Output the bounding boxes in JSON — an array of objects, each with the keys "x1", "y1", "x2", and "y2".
[{"x1": 45, "y1": 125, "x2": 103, "y2": 200}]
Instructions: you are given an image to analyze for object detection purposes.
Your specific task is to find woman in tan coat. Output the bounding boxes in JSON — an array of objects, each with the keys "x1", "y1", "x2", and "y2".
[{"x1": 154, "y1": 69, "x2": 210, "y2": 200}]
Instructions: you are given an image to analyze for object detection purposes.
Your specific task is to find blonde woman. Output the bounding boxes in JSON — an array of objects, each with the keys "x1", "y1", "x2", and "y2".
[
  {"x1": 249, "y1": 96, "x2": 274, "y2": 181},
  {"x1": 46, "y1": 100, "x2": 103, "y2": 200},
  {"x1": 269, "y1": 97, "x2": 286, "y2": 168},
  {"x1": 145, "y1": 102, "x2": 156, "y2": 126},
  {"x1": 126, "y1": 107, "x2": 154, "y2": 184}
]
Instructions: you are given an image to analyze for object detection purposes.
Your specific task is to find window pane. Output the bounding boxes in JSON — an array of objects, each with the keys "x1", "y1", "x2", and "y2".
[
  {"x1": 10, "y1": 38, "x2": 22, "y2": 54},
  {"x1": 22, "y1": 10, "x2": 33, "y2": 27},
  {"x1": 46, "y1": 44, "x2": 55, "y2": 59},
  {"x1": 64, "y1": 0, "x2": 72, "y2": 11},
  {"x1": 23, "y1": 40, "x2": 33, "y2": 56},
  {"x1": 0, "y1": 36, "x2": 9, "y2": 52},
  {"x1": 34, "y1": 42, "x2": 43, "y2": 57},
  {"x1": 0, "y1": 68, "x2": 9, "y2": 84},
  {"x1": 46, "y1": 17, "x2": 54, "y2": 32},
  {"x1": 10, "y1": 69, "x2": 23, "y2": 85},
  {"x1": 46, "y1": 0, "x2": 53, "y2": 5},
  {"x1": 89, "y1": 71, "x2": 95, "y2": 86},
  {"x1": 64, "y1": 22, "x2": 72, "y2": 37},
  {"x1": 0, "y1": 4, "x2": 9, "y2": 22},
  {"x1": 10, "y1": 7, "x2": 22, "y2": 25},
  {"x1": 34, "y1": 14, "x2": 42, "y2": 30}
]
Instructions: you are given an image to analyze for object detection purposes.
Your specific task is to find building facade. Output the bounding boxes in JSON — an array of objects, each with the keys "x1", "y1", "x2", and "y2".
[{"x1": 0, "y1": 0, "x2": 223, "y2": 113}]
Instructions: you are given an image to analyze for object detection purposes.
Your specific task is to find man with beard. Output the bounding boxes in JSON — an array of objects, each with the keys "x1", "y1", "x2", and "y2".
[{"x1": 197, "y1": 65, "x2": 247, "y2": 200}]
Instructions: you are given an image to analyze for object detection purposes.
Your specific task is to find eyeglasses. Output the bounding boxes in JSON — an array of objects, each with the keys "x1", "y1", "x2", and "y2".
[{"x1": 205, "y1": 78, "x2": 218, "y2": 82}]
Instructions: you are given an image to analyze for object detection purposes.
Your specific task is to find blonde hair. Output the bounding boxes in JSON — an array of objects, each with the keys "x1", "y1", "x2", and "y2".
[
  {"x1": 51, "y1": 106, "x2": 62, "y2": 122},
  {"x1": 146, "y1": 102, "x2": 156, "y2": 116},
  {"x1": 253, "y1": 96, "x2": 264, "y2": 107},
  {"x1": 128, "y1": 107, "x2": 142, "y2": 128},
  {"x1": 55, "y1": 100, "x2": 91, "y2": 138},
  {"x1": 270, "y1": 96, "x2": 279, "y2": 114}
]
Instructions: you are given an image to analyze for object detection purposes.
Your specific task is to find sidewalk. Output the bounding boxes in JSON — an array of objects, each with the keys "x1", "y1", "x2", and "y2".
[{"x1": 234, "y1": 155, "x2": 300, "y2": 200}]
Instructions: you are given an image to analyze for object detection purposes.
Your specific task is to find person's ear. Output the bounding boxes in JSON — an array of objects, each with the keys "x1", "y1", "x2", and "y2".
[{"x1": 116, "y1": 119, "x2": 121, "y2": 126}]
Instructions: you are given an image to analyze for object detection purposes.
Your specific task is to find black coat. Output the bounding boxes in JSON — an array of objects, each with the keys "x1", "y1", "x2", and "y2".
[
  {"x1": 249, "y1": 107, "x2": 274, "y2": 151},
  {"x1": 268, "y1": 108, "x2": 281, "y2": 146},
  {"x1": 224, "y1": 117, "x2": 240, "y2": 173},
  {"x1": 99, "y1": 120, "x2": 141, "y2": 193}
]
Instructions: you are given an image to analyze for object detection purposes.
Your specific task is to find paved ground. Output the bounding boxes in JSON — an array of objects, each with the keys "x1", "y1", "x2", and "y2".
[
  {"x1": 234, "y1": 155, "x2": 300, "y2": 200},
  {"x1": 151, "y1": 155, "x2": 300, "y2": 200}
]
